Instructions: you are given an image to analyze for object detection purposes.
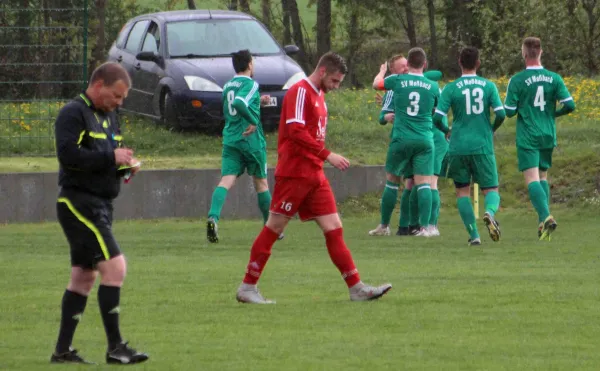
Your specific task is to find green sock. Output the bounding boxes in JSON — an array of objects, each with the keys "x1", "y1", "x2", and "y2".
[
  {"x1": 380, "y1": 181, "x2": 399, "y2": 225},
  {"x1": 257, "y1": 190, "x2": 272, "y2": 224},
  {"x1": 484, "y1": 191, "x2": 500, "y2": 216},
  {"x1": 457, "y1": 196, "x2": 479, "y2": 239},
  {"x1": 429, "y1": 189, "x2": 440, "y2": 226},
  {"x1": 416, "y1": 183, "x2": 432, "y2": 227},
  {"x1": 398, "y1": 189, "x2": 411, "y2": 228},
  {"x1": 208, "y1": 186, "x2": 228, "y2": 221},
  {"x1": 409, "y1": 187, "x2": 419, "y2": 226},
  {"x1": 540, "y1": 180, "x2": 550, "y2": 204},
  {"x1": 528, "y1": 181, "x2": 550, "y2": 222}
]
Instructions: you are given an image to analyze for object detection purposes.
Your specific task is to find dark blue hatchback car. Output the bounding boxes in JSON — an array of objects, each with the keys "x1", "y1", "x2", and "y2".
[{"x1": 107, "y1": 10, "x2": 305, "y2": 131}]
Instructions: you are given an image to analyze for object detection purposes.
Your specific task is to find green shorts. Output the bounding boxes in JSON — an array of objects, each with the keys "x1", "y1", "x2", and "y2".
[
  {"x1": 433, "y1": 145, "x2": 449, "y2": 177},
  {"x1": 385, "y1": 139, "x2": 434, "y2": 177},
  {"x1": 517, "y1": 147, "x2": 553, "y2": 172},
  {"x1": 221, "y1": 144, "x2": 267, "y2": 178},
  {"x1": 447, "y1": 154, "x2": 499, "y2": 189}
]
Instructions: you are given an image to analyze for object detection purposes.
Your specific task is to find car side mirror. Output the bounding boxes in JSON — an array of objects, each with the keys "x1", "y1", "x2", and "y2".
[
  {"x1": 136, "y1": 51, "x2": 164, "y2": 66},
  {"x1": 284, "y1": 45, "x2": 300, "y2": 56}
]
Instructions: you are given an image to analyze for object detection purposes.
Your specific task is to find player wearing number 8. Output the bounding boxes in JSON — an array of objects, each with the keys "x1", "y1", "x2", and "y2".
[
  {"x1": 206, "y1": 50, "x2": 273, "y2": 243},
  {"x1": 504, "y1": 37, "x2": 575, "y2": 241},
  {"x1": 433, "y1": 46, "x2": 505, "y2": 246}
]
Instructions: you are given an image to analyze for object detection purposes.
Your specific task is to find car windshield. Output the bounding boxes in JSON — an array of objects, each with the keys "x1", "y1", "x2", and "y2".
[{"x1": 166, "y1": 19, "x2": 281, "y2": 57}]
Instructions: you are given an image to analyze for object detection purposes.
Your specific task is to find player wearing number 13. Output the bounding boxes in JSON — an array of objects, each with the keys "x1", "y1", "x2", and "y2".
[{"x1": 504, "y1": 37, "x2": 575, "y2": 241}]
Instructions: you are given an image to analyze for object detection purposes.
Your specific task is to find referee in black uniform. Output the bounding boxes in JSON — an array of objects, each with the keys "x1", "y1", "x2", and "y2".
[{"x1": 50, "y1": 62, "x2": 148, "y2": 365}]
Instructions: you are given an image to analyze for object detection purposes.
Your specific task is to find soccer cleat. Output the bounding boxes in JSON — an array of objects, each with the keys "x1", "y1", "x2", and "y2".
[
  {"x1": 349, "y1": 282, "x2": 392, "y2": 301},
  {"x1": 427, "y1": 225, "x2": 440, "y2": 237},
  {"x1": 412, "y1": 227, "x2": 430, "y2": 237},
  {"x1": 483, "y1": 212, "x2": 501, "y2": 242},
  {"x1": 408, "y1": 225, "x2": 421, "y2": 235},
  {"x1": 236, "y1": 284, "x2": 275, "y2": 304},
  {"x1": 106, "y1": 342, "x2": 149, "y2": 364},
  {"x1": 207, "y1": 217, "x2": 219, "y2": 243},
  {"x1": 277, "y1": 232, "x2": 285, "y2": 240},
  {"x1": 368, "y1": 224, "x2": 391, "y2": 236},
  {"x1": 396, "y1": 226, "x2": 410, "y2": 236},
  {"x1": 539, "y1": 215, "x2": 557, "y2": 241},
  {"x1": 468, "y1": 238, "x2": 481, "y2": 246},
  {"x1": 50, "y1": 348, "x2": 95, "y2": 364}
]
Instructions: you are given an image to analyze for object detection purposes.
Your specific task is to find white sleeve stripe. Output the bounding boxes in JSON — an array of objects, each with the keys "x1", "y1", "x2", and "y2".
[
  {"x1": 294, "y1": 87, "x2": 306, "y2": 123},
  {"x1": 493, "y1": 106, "x2": 504, "y2": 111},
  {"x1": 559, "y1": 97, "x2": 573, "y2": 103},
  {"x1": 234, "y1": 96, "x2": 249, "y2": 106},
  {"x1": 382, "y1": 91, "x2": 394, "y2": 111},
  {"x1": 244, "y1": 82, "x2": 259, "y2": 103},
  {"x1": 504, "y1": 105, "x2": 517, "y2": 110},
  {"x1": 434, "y1": 109, "x2": 447, "y2": 116},
  {"x1": 285, "y1": 119, "x2": 305, "y2": 124}
]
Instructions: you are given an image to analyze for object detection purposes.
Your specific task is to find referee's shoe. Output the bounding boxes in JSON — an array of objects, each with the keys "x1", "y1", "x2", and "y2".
[{"x1": 106, "y1": 342, "x2": 149, "y2": 364}]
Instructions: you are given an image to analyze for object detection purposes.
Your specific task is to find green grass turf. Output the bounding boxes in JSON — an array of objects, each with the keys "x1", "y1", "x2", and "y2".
[{"x1": 1, "y1": 207, "x2": 598, "y2": 370}]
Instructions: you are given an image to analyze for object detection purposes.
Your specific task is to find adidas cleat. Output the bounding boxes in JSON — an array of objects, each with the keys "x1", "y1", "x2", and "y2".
[
  {"x1": 50, "y1": 348, "x2": 95, "y2": 365},
  {"x1": 368, "y1": 225, "x2": 391, "y2": 236},
  {"x1": 236, "y1": 284, "x2": 275, "y2": 304},
  {"x1": 349, "y1": 282, "x2": 392, "y2": 301},
  {"x1": 468, "y1": 238, "x2": 482, "y2": 246},
  {"x1": 413, "y1": 227, "x2": 430, "y2": 237},
  {"x1": 106, "y1": 342, "x2": 148, "y2": 364},
  {"x1": 396, "y1": 226, "x2": 410, "y2": 236},
  {"x1": 539, "y1": 215, "x2": 557, "y2": 241},
  {"x1": 207, "y1": 217, "x2": 219, "y2": 243},
  {"x1": 483, "y1": 212, "x2": 501, "y2": 242}
]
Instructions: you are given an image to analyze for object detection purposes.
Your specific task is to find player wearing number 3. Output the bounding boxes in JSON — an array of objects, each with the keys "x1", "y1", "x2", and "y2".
[
  {"x1": 236, "y1": 52, "x2": 392, "y2": 304},
  {"x1": 504, "y1": 37, "x2": 575, "y2": 240},
  {"x1": 206, "y1": 50, "x2": 275, "y2": 243}
]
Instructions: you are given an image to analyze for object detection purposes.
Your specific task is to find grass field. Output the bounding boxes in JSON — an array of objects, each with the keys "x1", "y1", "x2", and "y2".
[{"x1": 0, "y1": 207, "x2": 599, "y2": 370}]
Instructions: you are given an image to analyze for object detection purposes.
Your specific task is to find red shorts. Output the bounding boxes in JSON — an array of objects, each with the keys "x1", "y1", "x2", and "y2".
[{"x1": 270, "y1": 175, "x2": 337, "y2": 221}]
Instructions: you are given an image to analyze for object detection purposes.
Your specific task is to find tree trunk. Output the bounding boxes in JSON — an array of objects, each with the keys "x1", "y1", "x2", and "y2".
[
  {"x1": 228, "y1": 0, "x2": 238, "y2": 10},
  {"x1": 345, "y1": 3, "x2": 362, "y2": 87},
  {"x1": 281, "y1": 0, "x2": 292, "y2": 44},
  {"x1": 582, "y1": 0, "x2": 599, "y2": 75},
  {"x1": 403, "y1": 0, "x2": 417, "y2": 47},
  {"x1": 261, "y1": 0, "x2": 271, "y2": 29},
  {"x1": 92, "y1": 0, "x2": 107, "y2": 70},
  {"x1": 239, "y1": 0, "x2": 251, "y2": 13},
  {"x1": 316, "y1": 0, "x2": 331, "y2": 56},
  {"x1": 426, "y1": 0, "x2": 437, "y2": 68},
  {"x1": 187, "y1": 0, "x2": 197, "y2": 9},
  {"x1": 288, "y1": 0, "x2": 311, "y2": 70}
]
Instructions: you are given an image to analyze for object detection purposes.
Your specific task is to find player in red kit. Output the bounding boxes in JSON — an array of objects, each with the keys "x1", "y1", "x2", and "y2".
[{"x1": 236, "y1": 52, "x2": 392, "y2": 304}]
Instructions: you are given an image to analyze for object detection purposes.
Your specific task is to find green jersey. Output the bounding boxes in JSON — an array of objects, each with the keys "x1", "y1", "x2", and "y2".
[
  {"x1": 384, "y1": 73, "x2": 440, "y2": 141},
  {"x1": 504, "y1": 67, "x2": 572, "y2": 149},
  {"x1": 222, "y1": 75, "x2": 265, "y2": 149},
  {"x1": 436, "y1": 74, "x2": 504, "y2": 155}
]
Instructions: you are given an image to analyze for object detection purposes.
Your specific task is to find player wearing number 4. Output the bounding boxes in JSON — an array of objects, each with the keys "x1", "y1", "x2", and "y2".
[
  {"x1": 236, "y1": 52, "x2": 392, "y2": 304},
  {"x1": 373, "y1": 47, "x2": 444, "y2": 237},
  {"x1": 433, "y1": 47, "x2": 505, "y2": 246},
  {"x1": 206, "y1": 50, "x2": 278, "y2": 243},
  {"x1": 504, "y1": 37, "x2": 575, "y2": 240}
]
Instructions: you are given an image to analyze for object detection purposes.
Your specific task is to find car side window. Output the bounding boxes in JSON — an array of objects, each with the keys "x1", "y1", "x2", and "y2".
[
  {"x1": 115, "y1": 23, "x2": 133, "y2": 49},
  {"x1": 124, "y1": 20, "x2": 149, "y2": 53},
  {"x1": 141, "y1": 21, "x2": 160, "y2": 54}
]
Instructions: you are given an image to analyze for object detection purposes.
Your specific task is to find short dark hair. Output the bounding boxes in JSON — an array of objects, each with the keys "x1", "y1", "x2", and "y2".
[
  {"x1": 459, "y1": 46, "x2": 479, "y2": 70},
  {"x1": 407, "y1": 47, "x2": 426, "y2": 69},
  {"x1": 232, "y1": 49, "x2": 253, "y2": 73},
  {"x1": 316, "y1": 52, "x2": 348, "y2": 74},
  {"x1": 89, "y1": 62, "x2": 131, "y2": 87},
  {"x1": 523, "y1": 37, "x2": 542, "y2": 59}
]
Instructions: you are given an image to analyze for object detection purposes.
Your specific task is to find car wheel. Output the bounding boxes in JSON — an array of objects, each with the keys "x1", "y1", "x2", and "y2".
[{"x1": 162, "y1": 91, "x2": 189, "y2": 131}]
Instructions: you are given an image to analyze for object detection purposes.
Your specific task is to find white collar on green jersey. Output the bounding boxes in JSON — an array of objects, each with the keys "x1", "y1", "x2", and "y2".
[
  {"x1": 526, "y1": 66, "x2": 544, "y2": 70},
  {"x1": 235, "y1": 75, "x2": 253, "y2": 79},
  {"x1": 303, "y1": 77, "x2": 320, "y2": 94},
  {"x1": 408, "y1": 72, "x2": 424, "y2": 76},
  {"x1": 462, "y1": 74, "x2": 477, "y2": 77}
]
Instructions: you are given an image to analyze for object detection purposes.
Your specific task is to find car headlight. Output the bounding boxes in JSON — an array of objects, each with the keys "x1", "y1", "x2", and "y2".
[
  {"x1": 184, "y1": 76, "x2": 223, "y2": 92},
  {"x1": 282, "y1": 72, "x2": 306, "y2": 90}
]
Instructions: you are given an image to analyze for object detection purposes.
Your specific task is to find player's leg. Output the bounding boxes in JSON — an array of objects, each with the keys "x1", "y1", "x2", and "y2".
[
  {"x1": 412, "y1": 141, "x2": 435, "y2": 236},
  {"x1": 474, "y1": 154, "x2": 501, "y2": 242},
  {"x1": 448, "y1": 156, "x2": 480, "y2": 245},
  {"x1": 428, "y1": 175, "x2": 440, "y2": 236},
  {"x1": 397, "y1": 177, "x2": 413, "y2": 235},
  {"x1": 370, "y1": 142, "x2": 402, "y2": 236},
  {"x1": 247, "y1": 148, "x2": 271, "y2": 224},
  {"x1": 306, "y1": 179, "x2": 391, "y2": 301},
  {"x1": 518, "y1": 147, "x2": 554, "y2": 239},
  {"x1": 52, "y1": 196, "x2": 98, "y2": 364},
  {"x1": 538, "y1": 148, "x2": 556, "y2": 240},
  {"x1": 207, "y1": 145, "x2": 243, "y2": 242}
]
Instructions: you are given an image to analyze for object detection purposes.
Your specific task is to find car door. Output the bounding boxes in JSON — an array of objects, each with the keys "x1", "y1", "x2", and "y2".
[
  {"x1": 134, "y1": 21, "x2": 165, "y2": 117},
  {"x1": 119, "y1": 20, "x2": 150, "y2": 113}
]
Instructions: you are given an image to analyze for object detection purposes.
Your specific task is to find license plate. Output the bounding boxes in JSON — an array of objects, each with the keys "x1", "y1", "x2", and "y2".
[{"x1": 264, "y1": 97, "x2": 277, "y2": 107}]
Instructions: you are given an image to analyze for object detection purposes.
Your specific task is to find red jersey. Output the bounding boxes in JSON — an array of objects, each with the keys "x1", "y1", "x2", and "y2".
[{"x1": 275, "y1": 78, "x2": 331, "y2": 178}]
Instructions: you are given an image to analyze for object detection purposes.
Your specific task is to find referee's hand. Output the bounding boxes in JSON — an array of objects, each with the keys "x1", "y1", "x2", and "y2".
[{"x1": 114, "y1": 148, "x2": 133, "y2": 166}]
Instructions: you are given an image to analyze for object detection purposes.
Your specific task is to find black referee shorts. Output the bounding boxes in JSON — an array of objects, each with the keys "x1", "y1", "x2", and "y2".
[{"x1": 56, "y1": 188, "x2": 122, "y2": 269}]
